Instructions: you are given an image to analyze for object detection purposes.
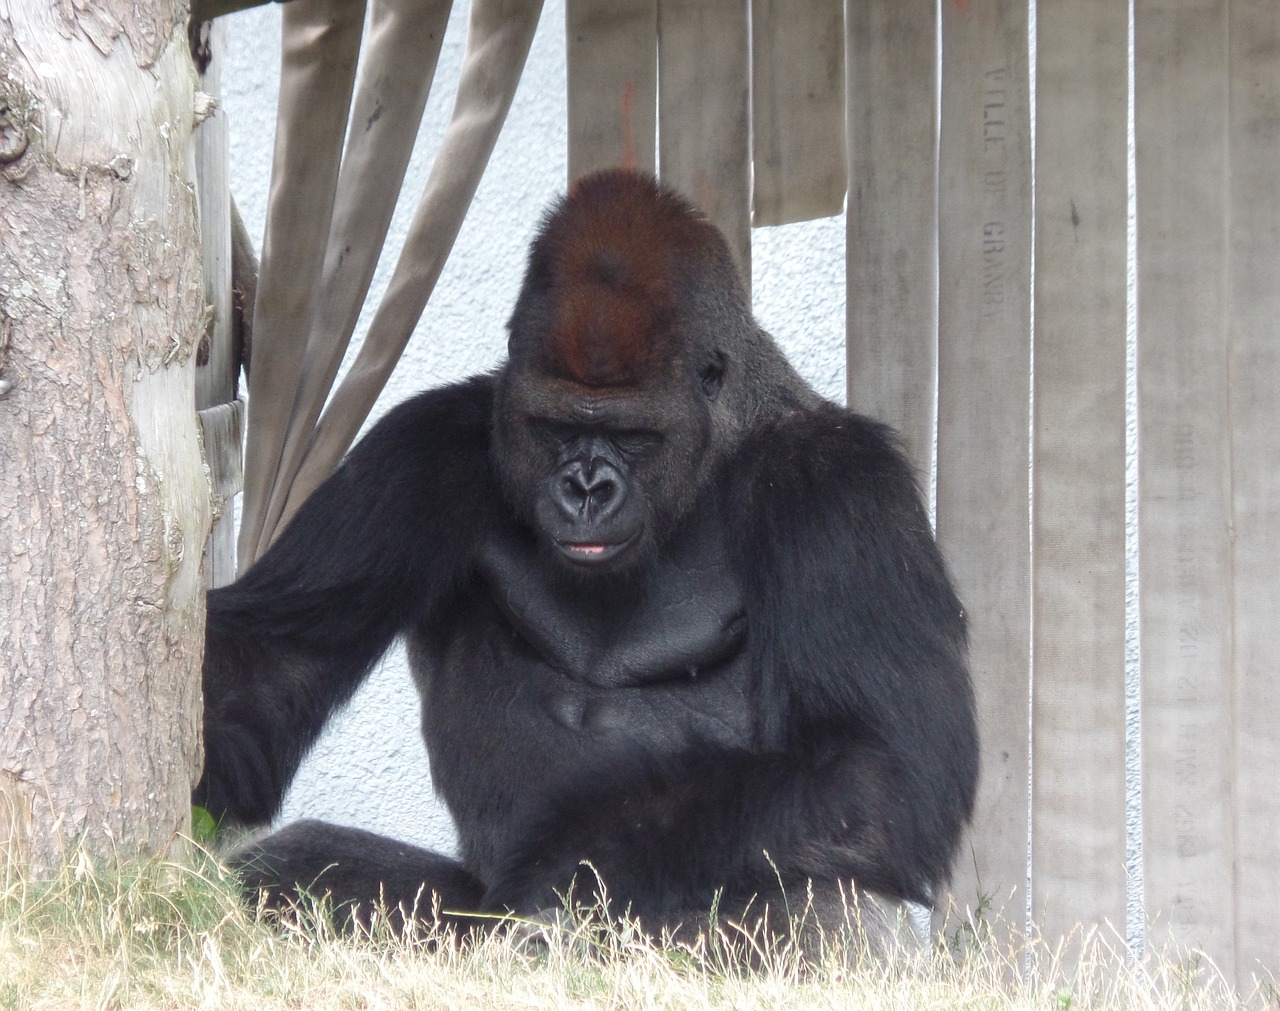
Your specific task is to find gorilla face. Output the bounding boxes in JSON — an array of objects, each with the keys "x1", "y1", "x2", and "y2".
[
  {"x1": 534, "y1": 426, "x2": 655, "y2": 567},
  {"x1": 494, "y1": 368, "x2": 717, "y2": 575}
]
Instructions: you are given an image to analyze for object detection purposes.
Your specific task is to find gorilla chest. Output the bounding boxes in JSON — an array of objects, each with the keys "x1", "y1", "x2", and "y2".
[
  {"x1": 406, "y1": 519, "x2": 754, "y2": 877},
  {"x1": 475, "y1": 522, "x2": 747, "y2": 689}
]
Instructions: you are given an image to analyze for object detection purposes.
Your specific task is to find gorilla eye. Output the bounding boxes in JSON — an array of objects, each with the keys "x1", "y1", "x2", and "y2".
[
  {"x1": 530, "y1": 419, "x2": 576, "y2": 449},
  {"x1": 700, "y1": 354, "x2": 725, "y2": 401},
  {"x1": 614, "y1": 431, "x2": 662, "y2": 457}
]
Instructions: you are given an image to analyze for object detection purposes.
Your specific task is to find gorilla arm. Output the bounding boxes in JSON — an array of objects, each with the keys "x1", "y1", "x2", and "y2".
[
  {"x1": 195, "y1": 376, "x2": 504, "y2": 826},
  {"x1": 727, "y1": 405, "x2": 978, "y2": 901}
]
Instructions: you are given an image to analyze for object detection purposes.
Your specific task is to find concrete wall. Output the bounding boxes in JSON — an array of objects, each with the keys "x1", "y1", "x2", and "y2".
[{"x1": 221, "y1": 0, "x2": 847, "y2": 854}]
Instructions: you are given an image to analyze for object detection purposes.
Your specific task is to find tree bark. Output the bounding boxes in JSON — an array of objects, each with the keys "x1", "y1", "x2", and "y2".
[{"x1": 0, "y1": 0, "x2": 210, "y2": 869}]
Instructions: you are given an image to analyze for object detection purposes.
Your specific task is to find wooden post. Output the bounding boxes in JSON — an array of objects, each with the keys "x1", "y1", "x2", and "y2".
[
  {"x1": 0, "y1": 0, "x2": 210, "y2": 868},
  {"x1": 193, "y1": 17, "x2": 244, "y2": 590}
]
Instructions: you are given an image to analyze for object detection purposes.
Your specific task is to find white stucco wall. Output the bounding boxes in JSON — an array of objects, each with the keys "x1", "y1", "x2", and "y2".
[{"x1": 221, "y1": 0, "x2": 847, "y2": 855}]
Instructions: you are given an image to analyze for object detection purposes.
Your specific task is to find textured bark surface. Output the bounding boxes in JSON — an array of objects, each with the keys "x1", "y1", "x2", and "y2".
[{"x1": 0, "y1": 0, "x2": 211, "y2": 869}]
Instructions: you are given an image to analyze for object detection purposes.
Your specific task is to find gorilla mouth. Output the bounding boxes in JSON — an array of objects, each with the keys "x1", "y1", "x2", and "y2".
[{"x1": 557, "y1": 536, "x2": 636, "y2": 564}]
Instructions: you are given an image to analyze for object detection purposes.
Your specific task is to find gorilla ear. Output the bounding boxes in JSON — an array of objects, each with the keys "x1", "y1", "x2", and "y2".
[{"x1": 700, "y1": 352, "x2": 726, "y2": 401}]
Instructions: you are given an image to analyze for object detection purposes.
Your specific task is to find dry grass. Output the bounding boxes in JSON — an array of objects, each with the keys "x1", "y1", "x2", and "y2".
[{"x1": 2, "y1": 844, "x2": 1274, "y2": 1010}]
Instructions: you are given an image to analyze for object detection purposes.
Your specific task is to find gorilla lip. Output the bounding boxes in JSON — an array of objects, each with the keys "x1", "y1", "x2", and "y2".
[{"x1": 557, "y1": 536, "x2": 635, "y2": 564}]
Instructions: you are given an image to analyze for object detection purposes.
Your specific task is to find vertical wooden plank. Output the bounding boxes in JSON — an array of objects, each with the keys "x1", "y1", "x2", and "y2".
[
  {"x1": 192, "y1": 17, "x2": 240, "y2": 589},
  {"x1": 844, "y1": 0, "x2": 938, "y2": 478},
  {"x1": 1228, "y1": 0, "x2": 1280, "y2": 986},
  {"x1": 751, "y1": 0, "x2": 845, "y2": 226},
  {"x1": 1134, "y1": 0, "x2": 1234, "y2": 979},
  {"x1": 657, "y1": 0, "x2": 751, "y2": 286},
  {"x1": 193, "y1": 19, "x2": 234, "y2": 417},
  {"x1": 934, "y1": 0, "x2": 1032, "y2": 938},
  {"x1": 1030, "y1": 0, "x2": 1129, "y2": 943},
  {"x1": 566, "y1": 0, "x2": 657, "y2": 180}
]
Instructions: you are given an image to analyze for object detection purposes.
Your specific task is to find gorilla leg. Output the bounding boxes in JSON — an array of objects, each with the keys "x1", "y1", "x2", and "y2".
[{"x1": 230, "y1": 820, "x2": 486, "y2": 934}]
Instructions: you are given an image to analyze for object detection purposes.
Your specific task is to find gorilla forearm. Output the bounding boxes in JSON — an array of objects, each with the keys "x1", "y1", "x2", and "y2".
[{"x1": 196, "y1": 626, "x2": 392, "y2": 824}]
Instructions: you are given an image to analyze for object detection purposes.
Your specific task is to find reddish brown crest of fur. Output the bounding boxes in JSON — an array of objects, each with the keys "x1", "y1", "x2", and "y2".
[{"x1": 541, "y1": 171, "x2": 711, "y2": 388}]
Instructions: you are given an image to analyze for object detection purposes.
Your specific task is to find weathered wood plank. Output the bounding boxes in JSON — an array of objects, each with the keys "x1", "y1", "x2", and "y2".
[
  {"x1": 1227, "y1": 0, "x2": 1280, "y2": 985},
  {"x1": 1029, "y1": 0, "x2": 1129, "y2": 944},
  {"x1": 566, "y1": 0, "x2": 657, "y2": 179},
  {"x1": 751, "y1": 0, "x2": 844, "y2": 226},
  {"x1": 844, "y1": 0, "x2": 937, "y2": 477},
  {"x1": 193, "y1": 17, "x2": 240, "y2": 589},
  {"x1": 656, "y1": 0, "x2": 751, "y2": 286},
  {"x1": 1135, "y1": 0, "x2": 1235, "y2": 979},
  {"x1": 934, "y1": 0, "x2": 1033, "y2": 939}
]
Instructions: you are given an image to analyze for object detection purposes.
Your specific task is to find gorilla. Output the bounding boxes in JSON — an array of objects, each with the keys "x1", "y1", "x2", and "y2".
[{"x1": 195, "y1": 169, "x2": 977, "y2": 942}]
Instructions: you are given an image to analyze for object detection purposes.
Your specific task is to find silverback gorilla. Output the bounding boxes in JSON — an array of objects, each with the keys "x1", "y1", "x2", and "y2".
[{"x1": 195, "y1": 170, "x2": 978, "y2": 940}]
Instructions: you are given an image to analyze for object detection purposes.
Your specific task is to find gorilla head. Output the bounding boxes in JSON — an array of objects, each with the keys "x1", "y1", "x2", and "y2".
[{"x1": 493, "y1": 171, "x2": 813, "y2": 574}]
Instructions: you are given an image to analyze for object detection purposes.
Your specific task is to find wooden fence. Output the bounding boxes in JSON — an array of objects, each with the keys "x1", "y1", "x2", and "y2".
[
  {"x1": 844, "y1": 0, "x2": 1276, "y2": 986},
  {"x1": 198, "y1": 0, "x2": 1280, "y2": 990}
]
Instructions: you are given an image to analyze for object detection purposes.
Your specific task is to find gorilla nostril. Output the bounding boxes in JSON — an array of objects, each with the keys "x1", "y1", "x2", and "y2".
[
  {"x1": 557, "y1": 476, "x2": 589, "y2": 516},
  {"x1": 557, "y1": 461, "x2": 621, "y2": 518},
  {"x1": 582, "y1": 476, "x2": 619, "y2": 519}
]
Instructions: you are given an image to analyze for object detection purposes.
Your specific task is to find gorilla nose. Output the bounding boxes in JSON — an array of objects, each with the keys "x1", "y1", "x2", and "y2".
[{"x1": 555, "y1": 461, "x2": 621, "y2": 519}]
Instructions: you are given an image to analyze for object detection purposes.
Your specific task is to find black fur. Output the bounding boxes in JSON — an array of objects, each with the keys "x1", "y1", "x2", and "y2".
[{"x1": 196, "y1": 170, "x2": 977, "y2": 937}]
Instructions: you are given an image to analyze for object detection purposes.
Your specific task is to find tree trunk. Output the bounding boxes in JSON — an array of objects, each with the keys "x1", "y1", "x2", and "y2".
[{"x1": 0, "y1": 0, "x2": 210, "y2": 870}]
